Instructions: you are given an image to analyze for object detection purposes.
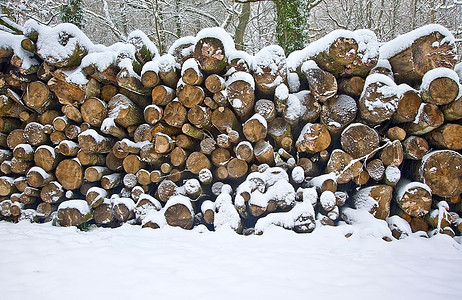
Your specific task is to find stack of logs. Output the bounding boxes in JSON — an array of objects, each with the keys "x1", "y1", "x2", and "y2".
[{"x1": 1, "y1": 20, "x2": 462, "y2": 239}]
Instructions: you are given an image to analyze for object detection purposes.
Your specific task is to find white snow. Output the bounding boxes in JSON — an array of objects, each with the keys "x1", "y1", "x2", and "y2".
[
  {"x1": 287, "y1": 29, "x2": 379, "y2": 72},
  {"x1": 0, "y1": 31, "x2": 39, "y2": 70},
  {"x1": 57, "y1": 200, "x2": 90, "y2": 215},
  {"x1": 78, "y1": 129, "x2": 105, "y2": 143},
  {"x1": 291, "y1": 166, "x2": 305, "y2": 184},
  {"x1": 127, "y1": 30, "x2": 159, "y2": 59},
  {"x1": 396, "y1": 179, "x2": 432, "y2": 201},
  {"x1": 253, "y1": 45, "x2": 287, "y2": 81},
  {"x1": 379, "y1": 24, "x2": 455, "y2": 60},
  {"x1": 284, "y1": 94, "x2": 302, "y2": 123},
  {"x1": 181, "y1": 58, "x2": 201, "y2": 76},
  {"x1": 385, "y1": 165, "x2": 401, "y2": 183},
  {"x1": 1, "y1": 221, "x2": 461, "y2": 299},
  {"x1": 168, "y1": 36, "x2": 197, "y2": 56},
  {"x1": 287, "y1": 72, "x2": 301, "y2": 93},
  {"x1": 246, "y1": 113, "x2": 267, "y2": 129}
]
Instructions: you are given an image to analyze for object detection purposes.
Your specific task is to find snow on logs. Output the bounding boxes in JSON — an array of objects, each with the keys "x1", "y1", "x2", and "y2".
[{"x1": 0, "y1": 21, "x2": 462, "y2": 239}]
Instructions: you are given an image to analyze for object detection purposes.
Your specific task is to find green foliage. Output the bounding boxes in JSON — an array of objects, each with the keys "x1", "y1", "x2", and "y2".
[
  {"x1": 275, "y1": 0, "x2": 312, "y2": 55},
  {"x1": 60, "y1": 0, "x2": 84, "y2": 28}
]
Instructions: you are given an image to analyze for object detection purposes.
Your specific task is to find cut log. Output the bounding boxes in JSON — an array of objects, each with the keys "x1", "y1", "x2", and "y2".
[
  {"x1": 254, "y1": 140, "x2": 275, "y2": 166},
  {"x1": 402, "y1": 136, "x2": 429, "y2": 160},
  {"x1": 253, "y1": 45, "x2": 287, "y2": 96},
  {"x1": 441, "y1": 96, "x2": 462, "y2": 121},
  {"x1": 200, "y1": 137, "x2": 216, "y2": 155},
  {"x1": 181, "y1": 123, "x2": 204, "y2": 140},
  {"x1": 421, "y1": 68, "x2": 460, "y2": 105},
  {"x1": 93, "y1": 200, "x2": 115, "y2": 226},
  {"x1": 320, "y1": 94, "x2": 357, "y2": 136},
  {"x1": 170, "y1": 147, "x2": 188, "y2": 168},
  {"x1": 193, "y1": 35, "x2": 228, "y2": 74},
  {"x1": 395, "y1": 180, "x2": 432, "y2": 218},
  {"x1": 186, "y1": 152, "x2": 211, "y2": 175},
  {"x1": 383, "y1": 27, "x2": 456, "y2": 84},
  {"x1": 296, "y1": 123, "x2": 331, "y2": 154},
  {"x1": 78, "y1": 129, "x2": 115, "y2": 154},
  {"x1": 175, "y1": 134, "x2": 194, "y2": 150},
  {"x1": 254, "y1": 99, "x2": 277, "y2": 123},
  {"x1": 157, "y1": 179, "x2": 178, "y2": 203},
  {"x1": 13, "y1": 144, "x2": 34, "y2": 161},
  {"x1": 426, "y1": 124, "x2": 462, "y2": 150},
  {"x1": 40, "y1": 181, "x2": 64, "y2": 204},
  {"x1": 144, "y1": 104, "x2": 163, "y2": 126},
  {"x1": 417, "y1": 150, "x2": 462, "y2": 198},
  {"x1": 101, "y1": 173, "x2": 123, "y2": 190},
  {"x1": 139, "y1": 143, "x2": 162, "y2": 166},
  {"x1": 55, "y1": 159, "x2": 83, "y2": 190},
  {"x1": 393, "y1": 88, "x2": 422, "y2": 123},
  {"x1": 181, "y1": 58, "x2": 204, "y2": 85},
  {"x1": 23, "y1": 81, "x2": 52, "y2": 113},
  {"x1": 353, "y1": 185, "x2": 393, "y2": 220},
  {"x1": 48, "y1": 71, "x2": 85, "y2": 106},
  {"x1": 227, "y1": 158, "x2": 248, "y2": 179},
  {"x1": 56, "y1": 140, "x2": 80, "y2": 157},
  {"x1": 164, "y1": 196, "x2": 194, "y2": 229},
  {"x1": 107, "y1": 94, "x2": 143, "y2": 128},
  {"x1": 338, "y1": 76, "x2": 365, "y2": 97},
  {"x1": 380, "y1": 140, "x2": 404, "y2": 166},
  {"x1": 26, "y1": 166, "x2": 54, "y2": 188},
  {"x1": 6, "y1": 129, "x2": 26, "y2": 150},
  {"x1": 243, "y1": 114, "x2": 267, "y2": 143},
  {"x1": 177, "y1": 84, "x2": 205, "y2": 108},
  {"x1": 151, "y1": 85, "x2": 175, "y2": 106},
  {"x1": 341, "y1": 123, "x2": 379, "y2": 159},
  {"x1": 10, "y1": 157, "x2": 34, "y2": 175},
  {"x1": 163, "y1": 100, "x2": 187, "y2": 128},
  {"x1": 386, "y1": 126, "x2": 407, "y2": 141},
  {"x1": 77, "y1": 150, "x2": 105, "y2": 166},
  {"x1": 293, "y1": 91, "x2": 321, "y2": 123},
  {"x1": 384, "y1": 165, "x2": 401, "y2": 187},
  {"x1": 62, "y1": 104, "x2": 82, "y2": 123},
  {"x1": 211, "y1": 107, "x2": 240, "y2": 133},
  {"x1": 112, "y1": 198, "x2": 135, "y2": 223},
  {"x1": 84, "y1": 166, "x2": 110, "y2": 182},
  {"x1": 366, "y1": 159, "x2": 385, "y2": 182},
  {"x1": 187, "y1": 105, "x2": 211, "y2": 129},
  {"x1": 326, "y1": 149, "x2": 362, "y2": 184},
  {"x1": 123, "y1": 154, "x2": 146, "y2": 174},
  {"x1": 0, "y1": 176, "x2": 16, "y2": 196},
  {"x1": 24, "y1": 122, "x2": 48, "y2": 146},
  {"x1": 136, "y1": 169, "x2": 151, "y2": 186},
  {"x1": 226, "y1": 72, "x2": 255, "y2": 120},
  {"x1": 57, "y1": 200, "x2": 92, "y2": 227},
  {"x1": 302, "y1": 60, "x2": 337, "y2": 102},
  {"x1": 211, "y1": 148, "x2": 231, "y2": 167},
  {"x1": 80, "y1": 97, "x2": 107, "y2": 127},
  {"x1": 234, "y1": 141, "x2": 255, "y2": 163},
  {"x1": 116, "y1": 65, "x2": 151, "y2": 96},
  {"x1": 205, "y1": 74, "x2": 225, "y2": 93},
  {"x1": 405, "y1": 103, "x2": 444, "y2": 135},
  {"x1": 268, "y1": 118, "x2": 293, "y2": 153}
]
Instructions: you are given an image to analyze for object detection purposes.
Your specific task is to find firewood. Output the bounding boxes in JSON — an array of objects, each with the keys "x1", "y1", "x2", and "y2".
[
  {"x1": 123, "y1": 154, "x2": 146, "y2": 174},
  {"x1": 170, "y1": 146, "x2": 187, "y2": 168},
  {"x1": 211, "y1": 107, "x2": 240, "y2": 133},
  {"x1": 353, "y1": 185, "x2": 393, "y2": 220},
  {"x1": 320, "y1": 94, "x2": 357, "y2": 136},
  {"x1": 135, "y1": 169, "x2": 151, "y2": 186},
  {"x1": 213, "y1": 90, "x2": 228, "y2": 107},
  {"x1": 164, "y1": 195, "x2": 194, "y2": 229},
  {"x1": 392, "y1": 88, "x2": 422, "y2": 123},
  {"x1": 302, "y1": 60, "x2": 337, "y2": 102},
  {"x1": 254, "y1": 140, "x2": 275, "y2": 166},
  {"x1": 107, "y1": 94, "x2": 143, "y2": 128},
  {"x1": 133, "y1": 123, "x2": 153, "y2": 143},
  {"x1": 48, "y1": 71, "x2": 85, "y2": 106},
  {"x1": 150, "y1": 170, "x2": 163, "y2": 183},
  {"x1": 93, "y1": 199, "x2": 115, "y2": 226},
  {"x1": 326, "y1": 149, "x2": 362, "y2": 184},
  {"x1": 0, "y1": 176, "x2": 16, "y2": 196},
  {"x1": 0, "y1": 95, "x2": 29, "y2": 119},
  {"x1": 40, "y1": 181, "x2": 64, "y2": 204},
  {"x1": 296, "y1": 123, "x2": 331, "y2": 154},
  {"x1": 338, "y1": 76, "x2": 365, "y2": 97},
  {"x1": 6, "y1": 129, "x2": 26, "y2": 150},
  {"x1": 211, "y1": 148, "x2": 231, "y2": 167},
  {"x1": 380, "y1": 140, "x2": 404, "y2": 166},
  {"x1": 181, "y1": 58, "x2": 204, "y2": 86},
  {"x1": 55, "y1": 158, "x2": 83, "y2": 190},
  {"x1": 100, "y1": 85, "x2": 118, "y2": 102},
  {"x1": 76, "y1": 150, "x2": 105, "y2": 167},
  {"x1": 365, "y1": 159, "x2": 385, "y2": 182},
  {"x1": 177, "y1": 84, "x2": 205, "y2": 108},
  {"x1": 227, "y1": 158, "x2": 248, "y2": 179},
  {"x1": 194, "y1": 35, "x2": 228, "y2": 74},
  {"x1": 254, "y1": 99, "x2": 276, "y2": 123},
  {"x1": 216, "y1": 134, "x2": 230, "y2": 149},
  {"x1": 215, "y1": 166, "x2": 229, "y2": 181},
  {"x1": 268, "y1": 117, "x2": 293, "y2": 152},
  {"x1": 205, "y1": 74, "x2": 225, "y2": 93},
  {"x1": 226, "y1": 72, "x2": 255, "y2": 120},
  {"x1": 10, "y1": 157, "x2": 33, "y2": 175},
  {"x1": 26, "y1": 166, "x2": 54, "y2": 188},
  {"x1": 382, "y1": 26, "x2": 456, "y2": 84},
  {"x1": 204, "y1": 96, "x2": 218, "y2": 110},
  {"x1": 386, "y1": 126, "x2": 407, "y2": 141},
  {"x1": 420, "y1": 68, "x2": 460, "y2": 105},
  {"x1": 80, "y1": 97, "x2": 107, "y2": 127},
  {"x1": 417, "y1": 150, "x2": 462, "y2": 198},
  {"x1": 141, "y1": 67, "x2": 160, "y2": 88},
  {"x1": 187, "y1": 105, "x2": 211, "y2": 129},
  {"x1": 151, "y1": 85, "x2": 176, "y2": 106},
  {"x1": 441, "y1": 95, "x2": 462, "y2": 121},
  {"x1": 341, "y1": 123, "x2": 379, "y2": 159},
  {"x1": 242, "y1": 114, "x2": 267, "y2": 143},
  {"x1": 405, "y1": 103, "x2": 444, "y2": 135},
  {"x1": 116, "y1": 64, "x2": 151, "y2": 96},
  {"x1": 200, "y1": 137, "x2": 216, "y2": 155},
  {"x1": 426, "y1": 123, "x2": 462, "y2": 150},
  {"x1": 52, "y1": 116, "x2": 70, "y2": 132},
  {"x1": 13, "y1": 144, "x2": 34, "y2": 161},
  {"x1": 22, "y1": 81, "x2": 53, "y2": 114},
  {"x1": 157, "y1": 179, "x2": 178, "y2": 202},
  {"x1": 253, "y1": 45, "x2": 287, "y2": 96},
  {"x1": 78, "y1": 129, "x2": 114, "y2": 154},
  {"x1": 56, "y1": 140, "x2": 80, "y2": 157},
  {"x1": 23, "y1": 122, "x2": 48, "y2": 146},
  {"x1": 395, "y1": 180, "x2": 432, "y2": 218},
  {"x1": 402, "y1": 136, "x2": 429, "y2": 160},
  {"x1": 201, "y1": 200, "x2": 215, "y2": 225},
  {"x1": 139, "y1": 143, "x2": 162, "y2": 166},
  {"x1": 163, "y1": 100, "x2": 187, "y2": 128},
  {"x1": 122, "y1": 173, "x2": 137, "y2": 189},
  {"x1": 57, "y1": 200, "x2": 92, "y2": 227},
  {"x1": 100, "y1": 173, "x2": 122, "y2": 190},
  {"x1": 186, "y1": 152, "x2": 211, "y2": 175},
  {"x1": 144, "y1": 104, "x2": 163, "y2": 126},
  {"x1": 0, "y1": 160, "x2": 12, "y2": 175},
  {"x1": 84, "y1": 166, "x2": 110, "y2": 182},
  {"x1": 175, "y1": 134, "x2": 194, "y2": 150}
]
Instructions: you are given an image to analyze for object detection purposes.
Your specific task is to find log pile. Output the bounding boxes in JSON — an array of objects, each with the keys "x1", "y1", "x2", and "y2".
[{"x1": 1, "y1": 20, "x2": 462, "y2": 239}]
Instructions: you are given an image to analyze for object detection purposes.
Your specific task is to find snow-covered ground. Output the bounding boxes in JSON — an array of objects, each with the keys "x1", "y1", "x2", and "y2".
[{"x1": 1, "y1": 221, "x2": 461, "y2": 300}]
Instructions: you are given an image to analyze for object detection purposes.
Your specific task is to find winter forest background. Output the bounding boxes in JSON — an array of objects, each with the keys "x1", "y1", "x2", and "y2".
[{"x1": 2, "y1": 0, "x2": 462, "y2": 56}]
